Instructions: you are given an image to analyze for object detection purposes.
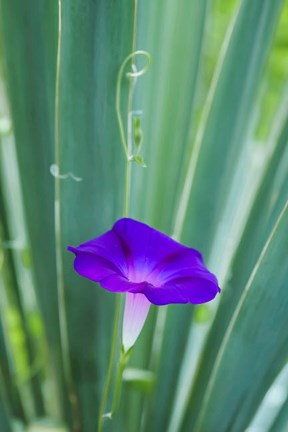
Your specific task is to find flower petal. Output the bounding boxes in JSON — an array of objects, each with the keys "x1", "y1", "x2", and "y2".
[
  {"x1": 147, "y1": 248, "x2": 209, "y2": 286},
  {"x1": 99, "y1": 274, "x2": 148, "y2": 294},
  {"x1": 68, "y1": 248, "x2": 148, "y2": 294},
  {"x1": 143, "y1": 275, "x2": 220, "y2": 306},
  {"x1": 122, "y1": 293, "x2": 151, "y2": 352},
  {"x1": 68, "y1": 228, "x2": 128, "y2": 275},
  {"x1": 112, "y1": 218, "x2": 201, "y2": 283},
  {"x1": 67, "y1": 248, "x2": 120, "y2": 282}
]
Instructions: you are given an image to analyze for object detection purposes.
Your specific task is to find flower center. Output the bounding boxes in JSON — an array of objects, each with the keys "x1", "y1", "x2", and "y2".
[{"x1": 126, "y1": 263, "x2": 162, "y2": 287}]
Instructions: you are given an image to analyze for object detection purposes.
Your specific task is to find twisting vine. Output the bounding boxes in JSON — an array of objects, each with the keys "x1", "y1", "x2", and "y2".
[
  {"x1": 115, "y1": 50, "x2": 151, "y2": 216},
  {"x1": 97, "y1": 50, "x2": 151, "y2": 432}
]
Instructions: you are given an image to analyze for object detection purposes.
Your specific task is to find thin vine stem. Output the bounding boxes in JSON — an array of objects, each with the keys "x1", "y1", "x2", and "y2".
[
  {"x1": 115, "y1": 50, "x2": 151, "y2": 161},
  {"x1": 97, "y1": 295, "x2": 121, "y2": 432},
  {"x1": 98, "y1": 48, "x2": 151, "y2": 431},
  {"x1": 124, "y1": 162, "x2": 132, "y2": 217},
  {"x1": 115, "y1": 49, "x2": 150, "y2": 216},
  {"x1": 111, "y1": 348, "x2": 132, "y2": 417},
  {"x1": 97, "y1": 0, "x2": 150, "y2": 420}
]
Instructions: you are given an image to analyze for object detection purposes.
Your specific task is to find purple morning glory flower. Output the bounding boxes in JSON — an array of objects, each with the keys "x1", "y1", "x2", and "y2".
[
  {"x1": 68, "y1": 218, "x2": 220, "y2": 304},
  {"x1": 68, "y1": 218, "x2": 220, "y2": 350}
]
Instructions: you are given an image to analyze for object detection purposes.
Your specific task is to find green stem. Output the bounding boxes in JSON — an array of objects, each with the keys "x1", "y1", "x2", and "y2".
[
  {"x1": 111, "y1": 349, "x2": 132, "y2": 417},
  {"x1": 97, "y1": 295, "x2": 121, "y2": 432},
  {"x1": 116, "y1": 50, "x2": 151, "y2": 216},
  {"x1": 125, "y1": 160, "x2": 131, "y2": 217},
  {"x1": 115, "y1": 50, "x2": 151, "y2": 162},
  {"x1": 97, "y1": 45, "x2": 151, "y2": 431}
]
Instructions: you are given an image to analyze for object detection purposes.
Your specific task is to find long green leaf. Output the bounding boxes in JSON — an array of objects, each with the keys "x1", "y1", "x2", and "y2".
[
  {"x1": 178, "y1": 0, "x2": 286, "y2": 426},
  {"x1": 270, "y1": 395, "x2": 288, "y2": 432},
  {"x1": 0, "y1": 389, "x2": 12, "y2": 432},
  {"x1": 175, "y1": 0, "x2": 284, "y2": 256},
  {"x1": 133, "y1": 0, "x2": 208, "y2": 231},
  {"x1": 183, "y1": 112, "x2": 288, "y2": 431},
  {"x1": 0, "y1": 0, "x2": 67, "y2": 421},
  {"x1": 129, "y1": 1, "x2": 209, "y2": 430},
  {"x1": 59, "y1": 1, "x2": 135, "y2": 430},
  {"x1": 0, "y1": 272, "x2": 24, "y2": 426},
  {"x1": 195, "y1": 199, "x2": 288, "y2": 431}
]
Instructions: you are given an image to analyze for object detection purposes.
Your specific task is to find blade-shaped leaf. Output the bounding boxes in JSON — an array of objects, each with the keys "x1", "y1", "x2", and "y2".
[
  {"x1": 270, "y1": 395, "x2": 288, "y2": 432},
  {"x1": 129, "y1": 1, "x2": 209, "y2": 430},
  {"x1": 195, "y1": 199, "x2": 288, "y2": 431},
  {"x1": 175, "y1": 0, "x2": 284, "y2": 256},
  {"x1": 132, "y1": 0, "x2": 208, "y2": 232},
  {"x1": 182, "y1": 113, "x2": 288, "y2": 431},
  {"x1": 0, "y1": 0, "x2": 67, "y2": 420},
  {"x1": 59, "y1": 0, "x2": 135, "y2": 430}
]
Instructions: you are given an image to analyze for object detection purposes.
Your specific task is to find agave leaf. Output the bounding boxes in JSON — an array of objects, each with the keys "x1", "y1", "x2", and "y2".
[
  {"x1": 175, "y1": 0, "x2": 284, "y2": 257},
  {"x1": 247, "y1": 364, "x2": 288, "y2": 432},
  {"x1": 270, "y1": 395, "x2": 288, "y2": 432},
  {"x1": 0, "y1": 0, "x2": 68, "y2": 420},
  {"x1": 0, "y1": 394, "x2": 11, "y2": 432},
  {"x1": 132, "y1": 0, "x2": 208, "y2": 232},
  {"x1": 0, "y1": 115, "x2": 48, "y2": 417},
  {"x1": 59, "y1": 0, "x2": 135, "y2": 430},
  {"x1": 0, "y1": 276, "x2": 24, "y2": 426},
  {"x1": 182, "y1": 112, "x2": 288, "y2": 430},
  {"x1": 195, "y1": 199, "x2": 288, "y2": 431},
  {"x1": 127, "y1": 1, "x2": 209, "y2": 431}
]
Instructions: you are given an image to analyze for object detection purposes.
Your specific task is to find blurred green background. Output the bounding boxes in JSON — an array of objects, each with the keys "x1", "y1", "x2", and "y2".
[{"x1": 0, "y1": 0, "x2": 288, "y2": 431}]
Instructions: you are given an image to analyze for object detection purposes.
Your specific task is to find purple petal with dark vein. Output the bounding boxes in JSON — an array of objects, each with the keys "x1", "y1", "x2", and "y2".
[
  {"x1": 147, "y1": 249, "x2": 213, "y2": 285},
  {"x1": 112, "y1": 218, "x2": 201, "y2": 282},
  {"x1": 99, "y1": 274, "x2": 148, "y2": 294},
  {"x1": 69, "y1": 229, "x2": 128, "y2": 276},
  {"x1": 67, "y1": 247, "x2": 120, "y2": 282},
  {"x1": 143, "y1": 277, "x2": 220, "y2": 306},
  {"x1": 143, "y1": 284, "x2": 188, "y2": 305},
  {"x1": 68, "y1": 247, "x2": 147, "y2": 294}
]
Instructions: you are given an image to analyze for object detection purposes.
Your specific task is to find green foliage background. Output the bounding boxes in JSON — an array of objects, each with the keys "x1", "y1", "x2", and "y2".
[{"x1": 0, "y1": 0, "x2": 288, "y2": 431}]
